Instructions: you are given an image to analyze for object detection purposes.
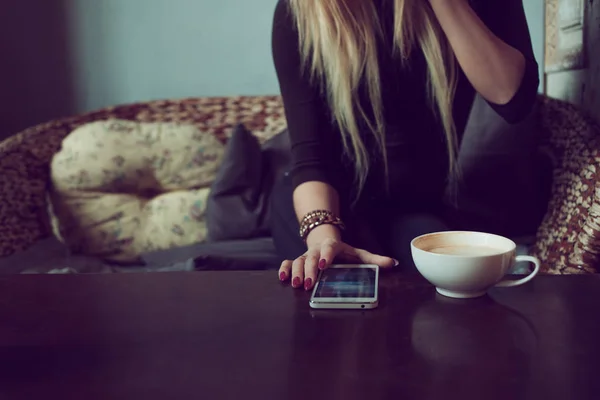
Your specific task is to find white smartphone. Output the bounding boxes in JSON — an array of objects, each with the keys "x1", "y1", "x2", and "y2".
[{"x1": 309, "y1": 264, "x2": 379, "y2": 309}]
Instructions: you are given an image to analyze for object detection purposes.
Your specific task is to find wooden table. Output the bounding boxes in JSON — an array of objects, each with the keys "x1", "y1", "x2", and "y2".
[{"x1": 0, "y1": 271, "x2": 598, "y2": 400}]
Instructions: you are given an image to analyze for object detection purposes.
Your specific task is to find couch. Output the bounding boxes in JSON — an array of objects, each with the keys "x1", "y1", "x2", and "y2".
[{"x1": 0, "y1": 95, "x2": 598, "y2": 274}]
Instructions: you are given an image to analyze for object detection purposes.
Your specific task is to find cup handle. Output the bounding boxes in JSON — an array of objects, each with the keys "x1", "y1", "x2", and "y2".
[{"x1": 494, "y1": 255, "x2": 540, "y2": 288}]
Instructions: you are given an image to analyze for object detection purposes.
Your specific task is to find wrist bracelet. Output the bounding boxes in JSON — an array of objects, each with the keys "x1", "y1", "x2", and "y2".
[{"x1": 299, "y1": 210, "x2": 345, "y2": 242}]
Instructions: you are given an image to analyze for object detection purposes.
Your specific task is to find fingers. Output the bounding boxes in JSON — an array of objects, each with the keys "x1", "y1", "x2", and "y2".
[
  {"x1": 352, "y1": 248, "x2": 398, "y2": 268},
  {"x1": 278, "y1": 258, "x2": 306, "y2": 289},
  {"x1": 338, "y1": 243, "x2": 398, "y2": 268},
  {"x1": 280, "y1": 249, "x2": 321, "y2": 291},
  {"x1": 278, "y1": 260, "x2": 292, "y2": 282},
  {"x1": 291, "y1": 256, "x2": 305, "y2": 289},
  {"x1": 319, "y1": 240, "x2": 337, "y2": 270},
  {"x1": 303, "y1": 250, "x2": 320, "y2": 291}
]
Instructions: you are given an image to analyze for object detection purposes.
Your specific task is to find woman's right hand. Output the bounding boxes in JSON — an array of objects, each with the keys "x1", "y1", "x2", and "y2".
[{"x1": 278, "y1": 237, "x2": 398, "y2": 291}]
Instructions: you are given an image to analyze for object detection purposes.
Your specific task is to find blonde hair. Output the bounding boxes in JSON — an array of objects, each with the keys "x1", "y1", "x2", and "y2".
[{"x1": 288, "y1": 0, "x2": 458, "y2": 196}]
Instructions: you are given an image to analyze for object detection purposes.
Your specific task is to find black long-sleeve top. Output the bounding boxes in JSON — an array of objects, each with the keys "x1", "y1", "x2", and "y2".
[{"x1": 272, "y1": 0, "x2": 539, "y2": 210}]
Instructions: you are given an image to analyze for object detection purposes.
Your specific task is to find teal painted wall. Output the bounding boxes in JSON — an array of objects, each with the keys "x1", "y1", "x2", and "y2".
[
  {"x1": 523, "y1": 0, "x2": 545, "y2": 93},
  {"x1": 67, "y1": 0, "x2": 280, "y2": 112}
]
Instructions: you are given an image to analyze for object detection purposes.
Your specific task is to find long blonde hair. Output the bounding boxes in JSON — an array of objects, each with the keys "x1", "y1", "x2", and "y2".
[{"x1": 288, "y1": 0, "x2": 458, "y2": 195}]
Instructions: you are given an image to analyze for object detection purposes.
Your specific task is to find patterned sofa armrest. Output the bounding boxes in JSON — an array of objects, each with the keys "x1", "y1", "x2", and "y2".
[
  {"x1": 0, "y1": 96, "x2": 286, "y2": 258},
  {"x1": 533, "y1": 96, "x2": 600, "y2": 274}
]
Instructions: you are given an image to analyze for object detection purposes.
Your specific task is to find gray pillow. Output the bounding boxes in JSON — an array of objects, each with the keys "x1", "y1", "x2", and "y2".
[
  {"x1": 448, "y1": 94, "x2": 552, "y2": 237},
  {"x1": 206, "y1": 125, "x2": 290, "y2": 241}
]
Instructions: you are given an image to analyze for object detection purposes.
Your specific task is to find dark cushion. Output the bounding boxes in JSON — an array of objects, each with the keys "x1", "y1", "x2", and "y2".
[
  {"x1": 447, "y1": 95, "x2": 552, "y2": 237},
  {"x1": 206, "y1": 124, "x2": 290, "y2": 241}
]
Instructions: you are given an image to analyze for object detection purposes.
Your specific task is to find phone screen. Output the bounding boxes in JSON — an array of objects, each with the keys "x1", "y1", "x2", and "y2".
[{"x1": 313, "y1": 267, "x2": 377, "y2": 298}]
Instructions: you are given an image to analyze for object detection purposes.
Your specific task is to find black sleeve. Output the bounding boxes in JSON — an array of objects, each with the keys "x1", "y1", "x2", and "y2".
[
  {"x1": 475, "y1": 0, "x2": 540, "y2": 123},
  {"x1": 271, "y1": 0, "x2": 339, "y2": 190}
]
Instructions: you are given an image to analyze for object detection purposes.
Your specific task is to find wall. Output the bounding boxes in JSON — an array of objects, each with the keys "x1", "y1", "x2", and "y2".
[
  {"x1": 0, "y1": 0, "x2": 75, "y2": 139},
  {"x1": 583, "y1": 0, "x2": 600, "y2": 121},
  {"x1": 1, "y1": 0, "x2": 546, "y2": 140},
  {"x1": 66, "y1": 0, "x2": 280, "y2": 114},
  {"x1": 523, "y1": 0, "x2": 546, "y2": 92},
  {"x1": 69, "y1": 0, "x2": 545, "y2": 110},
  {"x1": 545, "y1": 0, "x2": 600, "y2": 122},
  {"x1": 0, "y1": 0, "x2": 279, "y2": 139}
]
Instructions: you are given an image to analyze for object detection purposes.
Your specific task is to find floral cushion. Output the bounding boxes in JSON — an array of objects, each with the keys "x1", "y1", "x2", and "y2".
[
  {"x1": 532, "y1": 97, "x2": 600, "y2": 274},
  {"x1": 139, "y1": 189, "x2": 211, "y2": 254},
  {"x1": 48, "y1": 120, "x2": 224, "y2": 263}
]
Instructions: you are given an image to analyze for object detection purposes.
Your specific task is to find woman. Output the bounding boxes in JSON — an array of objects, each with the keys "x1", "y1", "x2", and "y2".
[{"x1": 271, "y1": 0, "x2": 539, "y2": 290}]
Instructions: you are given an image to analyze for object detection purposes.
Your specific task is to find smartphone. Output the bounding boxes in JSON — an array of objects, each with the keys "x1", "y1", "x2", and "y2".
[{"x1": 309, "y1": 264, "x2": 379, "y2": 309}]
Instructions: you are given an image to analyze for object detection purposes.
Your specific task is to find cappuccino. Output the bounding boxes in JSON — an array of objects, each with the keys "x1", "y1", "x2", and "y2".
[
  {"x1": 428, "y1": 245, "x2": 503, "y2": 257},
  {"x1": 411, "y1": 231, "x2": 540, "y2": 298}
]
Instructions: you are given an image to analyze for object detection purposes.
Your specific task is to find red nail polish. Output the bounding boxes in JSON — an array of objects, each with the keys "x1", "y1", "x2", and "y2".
[
  {"x1": 279, "y1": 271, "x2": 286, "y2": 282},
  {"x1": 304, "y1": 278, "x2": 313, "y2": 291},
  {"x1": 292, "y1": 277, "x2": 301, "y2": 288},
  {"x1": 319, "y1": 259, "x2": 327, "y2": 270}
]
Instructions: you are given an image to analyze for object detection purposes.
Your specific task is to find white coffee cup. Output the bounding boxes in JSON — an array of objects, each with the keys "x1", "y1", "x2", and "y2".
[{"x1": 410, "y1": 231, "x2": 540, "y2": 299}]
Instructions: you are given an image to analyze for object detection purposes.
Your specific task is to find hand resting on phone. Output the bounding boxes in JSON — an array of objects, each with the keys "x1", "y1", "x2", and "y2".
[{"x1": 278, "y1": 236, "x2": 397, "y2": 291}]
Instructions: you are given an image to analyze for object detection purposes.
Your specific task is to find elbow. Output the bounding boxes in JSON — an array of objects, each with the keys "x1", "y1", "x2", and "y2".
[
  {"x1": 505, "y1": 99, "x2": 538, "y2": 125},
  {"x1": 489, "y1": 60, "x2": 540, "y2": 125},
  {"x1": 482, "y1": 51, "x2": 528, "y2": 105},
  {"x1": 487, "y1": 86, "x2": 523, "y2": 108},
  {"x1": 505, "y1": 74, "x2": 540, "y2": 124}
]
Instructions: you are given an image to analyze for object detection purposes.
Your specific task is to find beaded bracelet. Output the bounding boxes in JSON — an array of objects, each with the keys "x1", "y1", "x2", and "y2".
[{"x1": 299, "y1": 210, "x2": 345, "y2": 242}]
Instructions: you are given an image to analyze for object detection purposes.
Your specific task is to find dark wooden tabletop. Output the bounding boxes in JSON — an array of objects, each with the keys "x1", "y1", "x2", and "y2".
[{"x1": 0, "y1": 271, "x2": 598, "y2": 400}]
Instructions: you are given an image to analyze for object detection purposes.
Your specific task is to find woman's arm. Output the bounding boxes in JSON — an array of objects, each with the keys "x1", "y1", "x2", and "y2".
[
  {"x1": 293, "y1": 182, "x2": 342, "y2": 246},
  {"x1": 272, "y1": 1, "x2": 343, "y2": 244},
  {"x1": 429, "y1": 0, "x2": 539, "y2": 122}
]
